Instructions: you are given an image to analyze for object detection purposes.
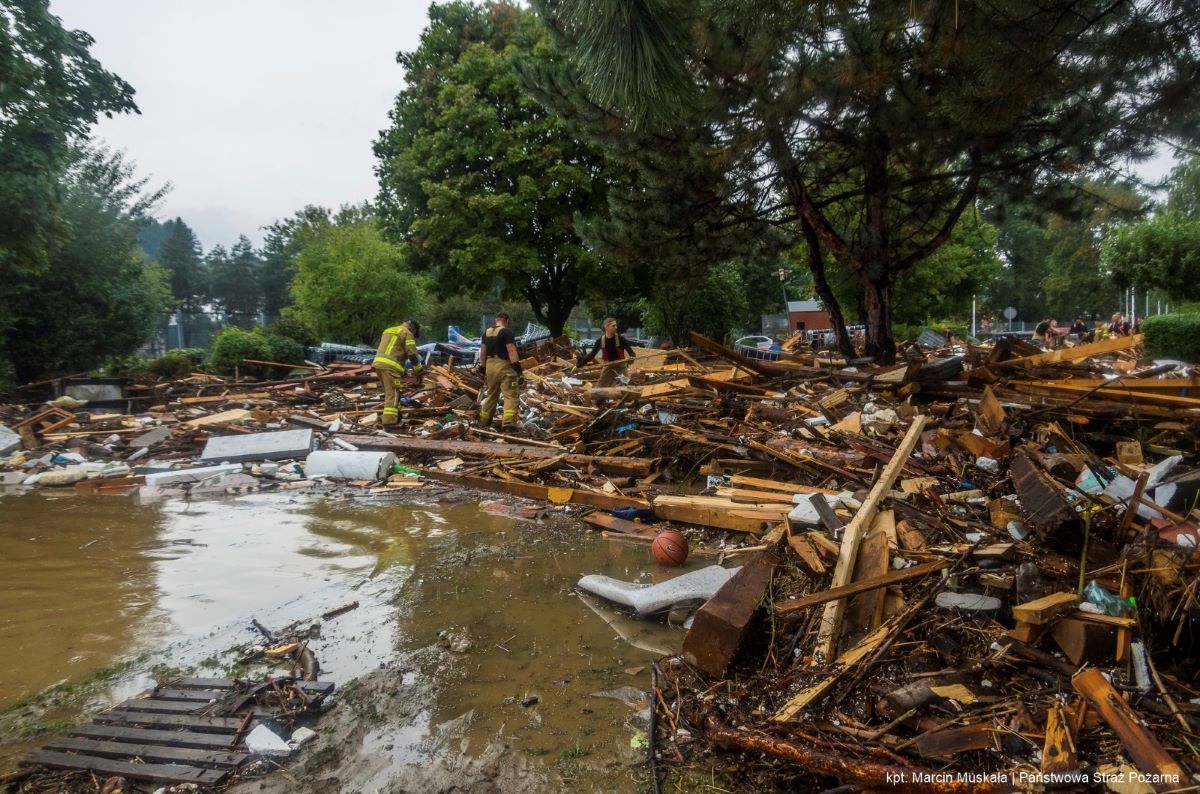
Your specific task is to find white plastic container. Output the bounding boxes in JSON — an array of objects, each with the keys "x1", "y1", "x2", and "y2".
[{"x1": 304, "y1": 451, "x2": 396, "y2": 481}]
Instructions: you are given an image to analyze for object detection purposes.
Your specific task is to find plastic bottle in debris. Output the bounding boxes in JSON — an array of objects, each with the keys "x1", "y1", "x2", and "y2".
[
  {"x1": 1014, "y1": 562, "x2": 1045, "y2": 603},
  {"x1": 1081, "y1": 580, "x2": 1132, "y2": 617}
]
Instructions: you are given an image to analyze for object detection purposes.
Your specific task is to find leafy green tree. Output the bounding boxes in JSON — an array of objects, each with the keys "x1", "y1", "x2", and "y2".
[
  {"x1": 820, "y1": 213, "x2": 1002, "y2": 330},
  {"x1": 1042, "y1": 182, "x2": 1144, "y2": 320},
  {"x1": 535, "y1": 0, "x2": 1200, "y2": 362},
  {"x1": 3, "y1": 145, "x2": 169, "y2": 383},
  {"x1": 641, "y1": 262, "x2": 749, "y2": 345},
  {"x1": 1104, "y1": 213, "x2": 1200, "y2": 302},
  {"x1": 988, "y1": 207, "x2": 1055, "y2": 323},
  {"x1": 136, "y1": 217, "x2": 171, "y2": 261},
  {"x1": 1, "y1": 0, "x2": 137, "y2": 365},
  {"x1": 374, "y1": 1, "x2": 608, "y2": 336},
  {"x1": 1166, "y1": 156, "x2": 1200, "y2": 220},
  {"x1": 290, "y1": 218, "x2": 427, "y2": 344},
  {"x1": 258, "y1": 205, "x2": 332, "y2": 321},
  {"x1": 208, "y1": 235, "x2": 262, "y2": 327},
  {"x1": 888, "y1": 215, "x2": 1003, "y2": 327}
]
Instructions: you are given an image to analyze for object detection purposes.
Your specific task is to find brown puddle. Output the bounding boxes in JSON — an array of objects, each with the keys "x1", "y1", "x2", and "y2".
[{"x1": 0, "y1": 488, "x2": 702, "y2": 790}]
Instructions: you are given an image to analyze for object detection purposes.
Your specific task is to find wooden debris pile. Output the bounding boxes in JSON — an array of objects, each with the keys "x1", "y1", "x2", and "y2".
[{"x1": 3, "y1": 332, "x2": 1199, "y2": 791}]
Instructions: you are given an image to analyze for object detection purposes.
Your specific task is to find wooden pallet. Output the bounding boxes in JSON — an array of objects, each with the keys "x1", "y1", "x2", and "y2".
[{"x1": 20, "y1": 677, "x2": 334, "y2": 787}]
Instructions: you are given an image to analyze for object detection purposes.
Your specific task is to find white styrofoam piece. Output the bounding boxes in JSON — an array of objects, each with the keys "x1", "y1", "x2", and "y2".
[
  {"x1": 576, "y1": 565, "x2": 740, "y2": 616},
  {"x1": 144, "y1": 463, "x2": 243, "y2": 487}
]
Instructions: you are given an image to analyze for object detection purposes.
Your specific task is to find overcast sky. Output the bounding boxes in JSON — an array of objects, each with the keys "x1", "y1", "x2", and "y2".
[
  {"x1": 50, "y1": 0, "x2": 430, "y2": 250},
  {"x1": 48, "y1": 2, "x2": 1180, "y2": 253}
]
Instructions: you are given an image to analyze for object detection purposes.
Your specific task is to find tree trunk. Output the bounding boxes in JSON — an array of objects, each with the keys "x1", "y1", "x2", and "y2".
[
  {"x1": 860, "y1": 278, "x2": 897, "y2": 364},
  {"x1": 801, "y1": 219, "x2": 854, "y2": 356}
]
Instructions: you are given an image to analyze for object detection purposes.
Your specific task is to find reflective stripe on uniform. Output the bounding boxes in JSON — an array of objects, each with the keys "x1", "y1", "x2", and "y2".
[
  {"x1": 382, "y1": 407, "x2": 399, "y2": 416},
  {"x1": 373, "y1": 355, "x2": 405, "y2": 371}
]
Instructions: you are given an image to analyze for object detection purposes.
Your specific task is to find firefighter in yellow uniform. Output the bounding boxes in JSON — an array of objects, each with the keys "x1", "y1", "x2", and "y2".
[
  {"x1": 372, "y1": 320, "x2": 422, "y2": 427},
  {"x1": 478, "y1": 312, "x2": 522, "y2": 431}
]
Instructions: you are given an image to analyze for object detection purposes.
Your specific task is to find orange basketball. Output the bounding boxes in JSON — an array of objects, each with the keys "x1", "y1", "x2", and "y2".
[{"x1": 651, "y1": 530, "x2": 689, "y2": 567}]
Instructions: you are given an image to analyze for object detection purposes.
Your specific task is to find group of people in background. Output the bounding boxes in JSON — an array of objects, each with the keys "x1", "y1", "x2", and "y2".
[
  {"x1": 372, "y1": 313, "x2": 638, "y2": 434},
  {"x1": 1034, "y1": 312, "x2": 1138, "y2": 348}
]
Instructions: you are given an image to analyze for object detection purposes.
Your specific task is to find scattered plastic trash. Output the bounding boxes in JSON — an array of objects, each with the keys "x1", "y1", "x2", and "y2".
[{"x1": 1081, "y1": 580, "x2": 1131, "y2": 617}]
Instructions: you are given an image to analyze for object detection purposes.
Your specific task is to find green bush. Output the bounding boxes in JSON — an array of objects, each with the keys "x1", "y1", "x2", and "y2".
[
  {"x1": 209, "y1": 327, "x2": 272, "y2": 378},
  {"x1": 268, "y1": 316, "x2": 318, "y2": 347},
  {"x1": 262, "y1": 332, "x2": 305, "y2": 368},
  {"x1": 1143, "y1": 313, "x2": 1200, "y2": 362},
  {"x1": 146, "y1": 352, "x2": 195, "y2": 379},
  {"x1": 175, "y1": 348, "x2": 208, "y2": 367}
]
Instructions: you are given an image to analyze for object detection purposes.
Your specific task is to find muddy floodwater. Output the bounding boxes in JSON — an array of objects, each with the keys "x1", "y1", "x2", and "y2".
[{"x1": 0, "y1": 488, "x2": 698, "y2": 791}]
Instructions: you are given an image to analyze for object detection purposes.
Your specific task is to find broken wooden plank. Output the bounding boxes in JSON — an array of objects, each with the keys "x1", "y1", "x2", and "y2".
[
  {"x1": 1006, "y1": 333, "x2": 1141, "y2": 367},
  {"x1": 729, "y1": 474, "x2": 839, "y2": 496},
  {"x1": 773, "y1": 623, "x2": 891, "y2": 721},
  {"x1": 23, "y1": 750, "x2": 226, "y2": 785},
  {"x1": 164, "y1": 678, "x2": 334, "y2": 695},
  {"x1": 582, "y1": 512, "x2": 655, "y2": 536},
  {"x1": 816, "y1": 415, "x2": 929, "y2": 661},
  {"x1": 682, "y1": 551, "x2": 779, "y2": 678},
  {"x1": 913, "y1": 722, "x2": 996, "y2": 758},
  {"x1": 773, "y1": 559, "x2": 949, "y2": 619},
  {"x1": 338, "y1": 434, "x2": 654, "y2": 477},
  {"x1": 1012, "y1": 592, "x2": 1080, "y2": 625},
  {"x1": 978, "y1": 385, "x2": 1006, "y2": 432},
  {"x1": 42, "y1": 737, "x2": 246, "y2": 769},
  {"x1": 787, "y1": 533, "x2": 826, "y2": 573},
  {"x1": 1042, "y1": 702, "x2": 1077, "y2": 775},
  {"x1": 93, "y1": 710, "x2": 244, "y2": 733},
  {"x1": 67, "y1": 724, "x2": 240, "y2": 751},
  {"x1": 182, "y1": 409, "x2": 251, "y2": 428},
  {"x1": 114, "y1": 698, "x2": 276, "y2": 717},
  {"x1": 843, "y1": 525, "x2": 890, "y2": 633},
  {"x1": 1072, "y1": 668, "x2": 1186, "y2": 791},
  {"x1": 652, "y1": 495, "x2": 790, "y2": 534},
  {"x1": 1052, "y1": 616, "x2": 1116, "y2": 666},
  {"x1": 1006, "y1": 379, "x2": 1200, "y2": 410}
]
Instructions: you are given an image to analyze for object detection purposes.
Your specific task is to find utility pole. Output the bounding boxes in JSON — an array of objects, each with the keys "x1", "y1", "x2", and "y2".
[{"x1": 776, "y1": 268, "x2": 790, "y2": 334}]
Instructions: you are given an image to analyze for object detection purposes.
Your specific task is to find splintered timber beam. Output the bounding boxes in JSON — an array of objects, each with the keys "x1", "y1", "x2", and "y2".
[
  {"x1": 681, "y1": 551, "x2": 779, "y2": 677},
  {"x1": 1005, "y1": 333, "x2": 1141, "y2": 367},
  {"x1": 705, "y1": 717, "x2": 1008, "y2": 794},
  {"x1": 1072, "y1": 668, "x2": 1186, "y2": 792},
  {"x1": 336, "y1": 434, "x2": 655, "y2": 476},
  {"x1": 773, "y1": 559, "x2": 949, "y2": 620},
  {"x1": 814, "y1": 414, "x2": 929, "y2": 661},
  {"x1": 652, "y1": 494, "x2": 791, "y2": 534}
]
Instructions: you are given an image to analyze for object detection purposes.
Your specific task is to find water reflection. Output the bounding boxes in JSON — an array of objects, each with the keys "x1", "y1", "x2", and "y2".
[{"x1": 0, "y1": 494, "x2": 168, "y2": 709}]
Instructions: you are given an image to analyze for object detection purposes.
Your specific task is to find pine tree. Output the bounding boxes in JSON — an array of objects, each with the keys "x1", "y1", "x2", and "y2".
[
  {"x1": 534, "y1": 0, "x2": 1200, "y2": 362},
  {"x1": 156, "y1": 218, "x2": 207, "y2": 346}
]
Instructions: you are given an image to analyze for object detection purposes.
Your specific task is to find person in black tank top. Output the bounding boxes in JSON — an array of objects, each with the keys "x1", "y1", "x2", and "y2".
[{"x1": 478, "y1": 312, "x2": 523, "y2": 430}]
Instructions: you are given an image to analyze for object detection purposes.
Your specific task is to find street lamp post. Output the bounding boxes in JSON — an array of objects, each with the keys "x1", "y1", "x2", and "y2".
[{"x1": 776, "y1": 268, "x2": 789, "y2": 334}]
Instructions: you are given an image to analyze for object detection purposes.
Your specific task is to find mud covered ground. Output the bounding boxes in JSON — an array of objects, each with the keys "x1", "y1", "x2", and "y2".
[{"x1": 0, "y1": 486, "x2": 700, "y2": 792}]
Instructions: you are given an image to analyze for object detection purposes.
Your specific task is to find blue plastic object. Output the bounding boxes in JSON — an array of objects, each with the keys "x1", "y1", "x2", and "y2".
[
  {"x1": 1083, "y1": 580, "x2": 1132, "y2": 616},
  {"x1": 612, "y1": 507, "x2": 657, "y2": 522}
]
